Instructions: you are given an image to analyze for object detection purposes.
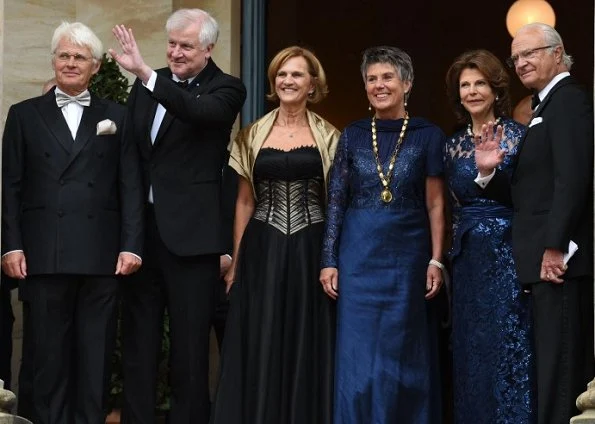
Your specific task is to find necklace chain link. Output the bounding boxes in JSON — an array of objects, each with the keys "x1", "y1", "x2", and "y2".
[{"x1": 371, "y1": 113, "x2": 409, "y2": 203}]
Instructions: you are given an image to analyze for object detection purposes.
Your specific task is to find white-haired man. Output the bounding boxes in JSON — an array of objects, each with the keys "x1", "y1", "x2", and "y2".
[
  {"x1": 110, "y1": 8, "x2": 246, "y2": 424},
  {"x1": 475, "y1": 23, "x2": 593, "y2": 424},
  {"x1": 1, "y1": 21, "x2": 144, "y2": 424}
]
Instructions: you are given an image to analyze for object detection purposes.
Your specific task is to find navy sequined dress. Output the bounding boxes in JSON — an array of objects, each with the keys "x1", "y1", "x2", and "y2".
[
  {"x1": 321, "y1": 117, "x2": 445, "y2": 424},
  {"x1": 444, "y1": 118, "x2": 536, "y2": 423}
]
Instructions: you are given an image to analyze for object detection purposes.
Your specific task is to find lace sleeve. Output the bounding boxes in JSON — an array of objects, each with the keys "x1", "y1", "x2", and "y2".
[
  {"x1": 499, "y1": 120, "x2": 526, "y2": 178},
  {"x1": 321, "y1": 130, "x2": 350, "y2": 269}
]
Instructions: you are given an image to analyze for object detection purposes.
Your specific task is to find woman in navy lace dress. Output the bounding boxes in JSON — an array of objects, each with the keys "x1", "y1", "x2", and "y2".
[
  {"x1": 211, "y1": 46, "x2": 340, "y2": 424},
  {"x1": 320, "y1": 46, "x2": 446, "y2": 423},
  {"x1": 444, "y1": 49, "x2": 535, "y2": 423}
]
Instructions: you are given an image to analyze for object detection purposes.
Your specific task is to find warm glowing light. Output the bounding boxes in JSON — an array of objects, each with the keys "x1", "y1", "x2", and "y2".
[{"x1": 506, "y1": 0, "x2": 556, "y2": 37}]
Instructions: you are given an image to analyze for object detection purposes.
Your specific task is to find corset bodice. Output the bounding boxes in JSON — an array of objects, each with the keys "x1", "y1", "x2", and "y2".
[{"x1": 253, "y1": 147, "x2": 324, "y2": 235}]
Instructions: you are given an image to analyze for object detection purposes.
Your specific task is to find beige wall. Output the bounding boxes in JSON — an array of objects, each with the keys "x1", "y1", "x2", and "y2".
[{"x1": 0, "y1": 0, "x2": 241, "y2": 134}]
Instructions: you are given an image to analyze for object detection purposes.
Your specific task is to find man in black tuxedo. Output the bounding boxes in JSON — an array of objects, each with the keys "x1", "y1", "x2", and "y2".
[
  {"x1": 109, "y1": 8, "x2": 246, "y2": 423},
  {"x1": 1, "y1": 22, "x2": 144, "y2": 424},
  {"x1": 475, "y1": 23, "x2": 594, "y2": 424}
]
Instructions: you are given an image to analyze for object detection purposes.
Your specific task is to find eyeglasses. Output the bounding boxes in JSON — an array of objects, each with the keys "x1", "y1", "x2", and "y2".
[
  {"x1": 506, "y1": 45, "x2": 556, "y2": 68},
  {"x1": 54, "y1": 52, "x2": 93, "y2": 64}
]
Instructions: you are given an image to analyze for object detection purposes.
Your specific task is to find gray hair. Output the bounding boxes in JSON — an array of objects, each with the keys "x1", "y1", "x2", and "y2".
[
  {"x1": 360, "y1": 46, "x2": 414, "y2": 85},
  {"x1": 520, "y1": 22, "x2": 573, "y2": 70},
  {"x1": 51, "y1": 22, "x2": 103, "y2": 61},
  {"x1": 166, "y1": 8, "x2": 219, "y2": 49}
]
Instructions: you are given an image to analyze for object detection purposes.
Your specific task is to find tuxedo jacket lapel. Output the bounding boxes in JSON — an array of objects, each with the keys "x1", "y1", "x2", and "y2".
[
  {"x1": 153, "y1": 80, "x2": 196, "y2": 146},
  {"x1": 513, "y1": 77, "x2": 574, "y2": 174},
  {"x1": 532, "y1": 76, "x2": 572, "y2": 118},
  {"x1": 151, "y1": 68, "x2": 174, "y2": 148},
  {"x1": 152, "y1": 63, "x2": 216, "y2": 147},
  {"x1": 154, "y1": 109, "x2": 174, "y2": 147},
  {"x1": 65, "y1": 97, "x2": 107, "y2": 172},
  {"x1": 146, "y1": 101, "x2": 159, "y2": 151},
  {"x1": 36, "y1": 90, "x2": 74, "y2": 153},
  {"x1": 513, "y1": 123, "x2": 530, "y2": 173}
]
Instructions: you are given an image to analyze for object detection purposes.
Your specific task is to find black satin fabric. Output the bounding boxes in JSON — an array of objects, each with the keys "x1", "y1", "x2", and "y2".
[{"x1": 211, "y1": 147, "x2": 335, "y2": 424}]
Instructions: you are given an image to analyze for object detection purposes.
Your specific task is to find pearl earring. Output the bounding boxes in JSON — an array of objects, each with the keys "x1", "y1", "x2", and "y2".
[{"x1": 368, "y1": 104, "x2": 372, "y2": 111}]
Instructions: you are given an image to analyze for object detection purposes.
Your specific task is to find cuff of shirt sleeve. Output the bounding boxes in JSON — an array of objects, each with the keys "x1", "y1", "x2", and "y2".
[
  {"x1": 142, "y1": 71, "x2": 157, "y2": 92},
  {"x1": 474, "y1": 169, "x2": 496, "y2": 189},
  {"x1": 2, "y1": 250, "x2": 23, "y2": 258},
  {"x1": 120, "y1": 251, "x2": 142, "y2": 263}
]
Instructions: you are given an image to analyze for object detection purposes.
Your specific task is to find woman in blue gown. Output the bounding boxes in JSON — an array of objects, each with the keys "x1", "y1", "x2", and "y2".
[
  {"x1": 320, "y1": 46, "x2": 446, "y2": 423},
  {"x1": 444, "y1": 49, "x2": 535, "y2": 423}
]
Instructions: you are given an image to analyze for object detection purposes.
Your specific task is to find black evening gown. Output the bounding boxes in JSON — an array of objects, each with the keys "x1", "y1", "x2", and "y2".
[{"x1": 211, "y1": 146, "x2": 335, "y2": 424}]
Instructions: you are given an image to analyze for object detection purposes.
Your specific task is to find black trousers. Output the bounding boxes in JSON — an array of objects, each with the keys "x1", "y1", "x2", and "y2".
[
  {"x1": 0, "y1": 280, "x2": 14, "y2": 390},
  {"x1": 121, "y1": 206, "x2": 219, "y2": 424},
  {"x1": 211, "y1": 279, "x2": 229, "y2": 352},
  {"x1": 531, "y1": 276, "x2": 594, "y2": 424},
  {"x1": 17, "y1": 299, "x2": 33, "y2": 419},
  {"x1": 19, "y1": 274, "x2": 119, "y2": 424}
]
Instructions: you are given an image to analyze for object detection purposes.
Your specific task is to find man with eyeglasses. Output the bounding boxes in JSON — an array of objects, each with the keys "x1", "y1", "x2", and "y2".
[
  {"x1": 109, "y1": 8, "x2": 246, "y2": 424},
  {"x1": 474, "y1": 22, "x2": 593, "y2": 424},
  {"x1": 1, "y1": 21, "x2": 144, "y2": 424}
]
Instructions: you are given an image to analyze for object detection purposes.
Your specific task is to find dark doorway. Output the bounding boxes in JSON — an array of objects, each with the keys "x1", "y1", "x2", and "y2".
[{"x1": 267, "y1": 0, "x2": 593, "y2": 132}]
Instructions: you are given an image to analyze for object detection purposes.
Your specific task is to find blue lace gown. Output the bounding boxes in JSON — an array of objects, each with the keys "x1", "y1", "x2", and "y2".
[
  {"x1": 321, "y1": 117, "x2": 445, "y2": 424},
  {"x1": 444, "y1": 118, "x2": 536, "y2": 423}
]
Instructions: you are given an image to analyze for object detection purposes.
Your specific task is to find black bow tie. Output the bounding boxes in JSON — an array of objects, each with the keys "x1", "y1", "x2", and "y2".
[
  {"x1": 531, "y1": 93, "x2": 541, "y2": 110},
  {"x1": 176, "y1": 80, "x2": 189, "y2": 88}
]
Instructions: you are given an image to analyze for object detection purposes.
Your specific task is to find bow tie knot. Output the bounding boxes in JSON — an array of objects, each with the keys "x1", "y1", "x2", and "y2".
[
  {"x1": 176, "y1": 80, "x2": 189, "y2": 88},
  {"x1": 531, "y1": 93, "x2": 541, "y2": 110},
  {"x1": 55, "y1": 90, "x2": 91, "y2": 108}
]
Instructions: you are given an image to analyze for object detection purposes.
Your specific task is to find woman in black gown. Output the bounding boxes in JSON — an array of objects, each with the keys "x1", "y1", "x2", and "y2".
[{"x1": 210, "y1": 46, "x2": 340, "y2": 424}]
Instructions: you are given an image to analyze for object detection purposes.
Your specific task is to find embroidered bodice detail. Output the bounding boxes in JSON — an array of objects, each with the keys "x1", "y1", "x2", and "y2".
[{"x1": 253, "y1": 147, "x2": 324, "y2": 235}]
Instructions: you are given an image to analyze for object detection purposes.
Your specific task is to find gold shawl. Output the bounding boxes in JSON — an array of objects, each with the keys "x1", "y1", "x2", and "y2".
[{"x1": 229, "y1": 108, "x2": 341, "y2": 198}]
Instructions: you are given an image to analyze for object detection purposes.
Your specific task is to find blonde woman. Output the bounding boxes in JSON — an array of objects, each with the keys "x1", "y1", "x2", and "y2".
[{"x1": 211, "y1": 46, "x2": 340, "y2": 424}]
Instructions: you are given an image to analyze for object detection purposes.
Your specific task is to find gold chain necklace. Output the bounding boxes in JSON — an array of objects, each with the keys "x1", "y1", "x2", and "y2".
[{"x1": 371, "y1": 112, "x2": 409, "y2": 203}]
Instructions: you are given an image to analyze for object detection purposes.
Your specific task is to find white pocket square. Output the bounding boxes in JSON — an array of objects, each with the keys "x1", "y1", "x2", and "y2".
[
  {"x1": 529, "y1": 117, "x2": 543, "y2": 128},
  {"x1": 96, "y1": 119, "x2": 117, "y2": 135}
]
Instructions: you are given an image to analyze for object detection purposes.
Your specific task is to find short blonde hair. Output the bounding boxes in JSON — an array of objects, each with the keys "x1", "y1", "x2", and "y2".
[{"x1": 266, "y1": 46, "x2": 328, "y2": 104}]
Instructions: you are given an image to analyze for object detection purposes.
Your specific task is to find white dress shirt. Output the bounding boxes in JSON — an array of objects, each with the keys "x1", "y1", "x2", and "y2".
[{"x1": 55, "y1": 87, "x2": 85, "y2": 139}]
